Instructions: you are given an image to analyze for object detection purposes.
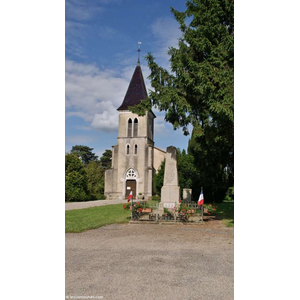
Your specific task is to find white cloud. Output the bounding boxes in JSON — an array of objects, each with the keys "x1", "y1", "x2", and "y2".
[
  {"x1": 151, "y1": 17, "x2": 182, "y2": 64},
  {"x1": 91, "y1": 101, "x2": 119, "y2": 132},
  {"x1": 66, "y1": 59, "x2": 131, "y2": 132},
  {"x1": 154, "y1": 115, "x2": 171, "y2": 136},
  {"x1": 65, "y1": 20, "x2": 88, "y2": 57},
  {"x1": 65, "y1": 59, "x2": 100, "y2": 76},
  {"x1": 155, "y1": 123, "x2": 169, "y2": 136}
]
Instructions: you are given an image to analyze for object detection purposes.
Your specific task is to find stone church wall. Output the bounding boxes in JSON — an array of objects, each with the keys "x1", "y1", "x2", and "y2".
[{"x1": 153, "y1": 147, "x2": 166, "y2": 173}]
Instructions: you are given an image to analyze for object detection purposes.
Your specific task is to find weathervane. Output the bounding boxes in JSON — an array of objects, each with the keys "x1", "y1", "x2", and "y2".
[{"x1": 137, "y1": 41, "x2": 142, "y2": 64}]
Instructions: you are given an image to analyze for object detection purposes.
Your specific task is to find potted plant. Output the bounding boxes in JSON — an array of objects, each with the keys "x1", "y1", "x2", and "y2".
[
  {"x1": 203, "y1": 204, "x2": 217, "y2": 216},
  {"x1": 178, "y1": 203, "x2": 194, "y2": 221},
  {"x1": 142, "y1": 207, "x2": 152, "y2": 213},
  {"x1": 162, "y1": 208, "x2": 172, "y2": 220},
  {"x1": 123, "y1": 201, "x2": 152, "y2": 213}
]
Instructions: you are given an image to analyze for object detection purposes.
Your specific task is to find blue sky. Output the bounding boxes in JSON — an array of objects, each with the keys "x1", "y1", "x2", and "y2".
[{"x1": 65, "y1": 0, "x2": 192, "y2": 158}]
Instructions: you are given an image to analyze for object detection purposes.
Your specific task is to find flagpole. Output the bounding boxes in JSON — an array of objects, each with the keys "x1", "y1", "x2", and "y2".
[
  {"x1": 131, "y1": 189, "x2": 133, "y2": 220},
  {"x1": 201, "y1": 186, "x2": 203, "y2": 222}
]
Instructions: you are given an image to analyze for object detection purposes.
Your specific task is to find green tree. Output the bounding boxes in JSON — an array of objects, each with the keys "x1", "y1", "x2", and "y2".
[
  {"x1": 71, "y1": 145, "x2": 98, "y2": 166},
  {"x1": 100, "y1": 149, "x2": 112, "y2": 169},
  {"x1": 85, "y1": 161, "x2": 105, "y2": 199},
  {"x1": 132, "y1": 0, "x2": 234, "y2": 202},
  {"x1": 153, "y1": 149, "x2": 200, "y2": 199},
  {"x1": 177, "y1": 148, "x2": 199, "y2": 199},
  {"x1": 153, "y1": 159, "x2": 165, "y2": 196},
  {"x1": 188, "y1": 121, "x2": 233, "y2": 202},
  {"x1": 65, "y1": 154, "x2": 89, "y2": 202}
]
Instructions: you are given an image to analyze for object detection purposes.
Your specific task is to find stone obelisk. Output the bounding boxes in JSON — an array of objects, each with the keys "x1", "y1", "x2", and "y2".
[{"x1": 160, "y1": 146, "x2": 180, "y2": 206}]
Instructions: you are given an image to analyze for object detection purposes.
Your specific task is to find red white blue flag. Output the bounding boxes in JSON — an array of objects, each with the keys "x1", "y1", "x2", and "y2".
[
  {"x1": 198, "y1": 188, "x2": 204, "y2": 206},
  {"x1": 127, "y1": 190, "x2": 133, "y2": 202}
]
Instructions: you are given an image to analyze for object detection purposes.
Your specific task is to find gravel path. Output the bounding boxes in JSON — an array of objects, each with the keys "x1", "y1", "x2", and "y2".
[
  {"x1": 66, "y1": 221, "x2": 234, "y2": 300},
  {"x1": 65, "y1": 199, "x2": 128, "y2": 211}
]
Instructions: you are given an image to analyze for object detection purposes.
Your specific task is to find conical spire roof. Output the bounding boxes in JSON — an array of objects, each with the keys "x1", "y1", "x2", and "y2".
[{"x1": 117, "y1": 63, "x2": 148, "y2": 111}]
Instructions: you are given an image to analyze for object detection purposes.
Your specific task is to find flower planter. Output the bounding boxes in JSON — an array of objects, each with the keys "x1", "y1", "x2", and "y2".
[{"x1": 189, "y1": 216, "x2": 201, "y2": 222}]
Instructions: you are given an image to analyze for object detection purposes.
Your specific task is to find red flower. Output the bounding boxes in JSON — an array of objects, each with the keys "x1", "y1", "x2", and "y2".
[
  {"x1": 123, "y1": 204, "x2": 126, "y2": 208},
  {"x1": 179, "y1": 199, "x2": 182, "y2": 202},
  {"x1": 213, "y1": 208, "x2": 215, "y2": 211},
  {"x1": 137, "y1": 202, "x2": 140, "y2": 205},
  {"x1": 208, "y1": 212, "x2": 211, "y2": 215}
]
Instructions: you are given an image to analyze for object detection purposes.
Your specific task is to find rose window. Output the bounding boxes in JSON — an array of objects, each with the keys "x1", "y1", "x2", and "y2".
[{"x1": 126, "y1": 168, "x2": 137, "y2": 180}]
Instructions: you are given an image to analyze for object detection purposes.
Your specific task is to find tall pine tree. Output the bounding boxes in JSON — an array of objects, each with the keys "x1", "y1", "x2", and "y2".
[{"x1": 131, "y1": 0, "x2": 234, "y2": 202}]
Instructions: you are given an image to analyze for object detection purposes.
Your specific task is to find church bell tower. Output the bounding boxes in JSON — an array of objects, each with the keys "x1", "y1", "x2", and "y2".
[{"x1": 104, "y1": 44, "x2": 156, "y2": 200}]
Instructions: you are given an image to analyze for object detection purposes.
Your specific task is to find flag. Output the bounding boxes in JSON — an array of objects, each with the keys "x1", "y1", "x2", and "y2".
[
  {"x1": 198, "y1": 188, "x2": 204, "y2": 206},
  {"x1": 127, "y1": 190, "x2": 133, "y2": 202}
]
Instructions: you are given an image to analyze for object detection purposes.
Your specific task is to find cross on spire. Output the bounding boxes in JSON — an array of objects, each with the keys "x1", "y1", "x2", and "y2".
[{"x1": 137, "y1": 41, "x2": 141, "y2": 65}]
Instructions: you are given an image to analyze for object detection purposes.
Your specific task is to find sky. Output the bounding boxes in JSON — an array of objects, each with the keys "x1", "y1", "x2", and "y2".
[{"x1": 65, "y1": 0, "x2": 192, "y2": 158}]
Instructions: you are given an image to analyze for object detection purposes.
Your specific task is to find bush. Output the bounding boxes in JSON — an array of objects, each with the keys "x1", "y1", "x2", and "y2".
[
  {"x1": 122, "y1": 201, "x2": 150, "y2": 211},
  {"x1": 224, "y1": 187, "x2": 234, "y2": 202},
  {"x1": 89, "y1": 194, "x2": 106, "y2": 200},
  {"x1": 152, "y1": 195, "x2": 161, "y2": 201},
  {"x1": 65, "y1": 183, "x2": 89, "y2": 202}
]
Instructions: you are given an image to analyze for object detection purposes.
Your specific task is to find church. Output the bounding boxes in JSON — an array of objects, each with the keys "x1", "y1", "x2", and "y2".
[{"x1": 104, "y1": 58, "x2": 165, "y2": 200}]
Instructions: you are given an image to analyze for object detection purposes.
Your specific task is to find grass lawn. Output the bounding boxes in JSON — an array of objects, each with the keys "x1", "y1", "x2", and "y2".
[
  {"x1": 65, "y1": 200, "x2": 233, "y2": 233},
  {"x1": 65, "y1": 203, "x2": 131, "y2": 233},
  {"x1": 214, "y1": 201, "x2": 234, "y2": 227}
]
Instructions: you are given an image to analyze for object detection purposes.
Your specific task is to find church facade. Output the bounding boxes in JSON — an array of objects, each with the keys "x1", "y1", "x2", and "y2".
[{"x1": 104, "y1": 61, "x2": 165, "y2": 200}]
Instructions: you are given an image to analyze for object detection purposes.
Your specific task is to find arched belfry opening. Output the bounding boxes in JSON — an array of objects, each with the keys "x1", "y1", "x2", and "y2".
[
  {"x1": 133, "y1": 118, "x2": 138, "y2": 137},
  {"x1": 127, "y1": 119, "x2": 132, "y2": 137},
  {"x1": 125, "y1": 168, "x2": 138, "y2": 199}
]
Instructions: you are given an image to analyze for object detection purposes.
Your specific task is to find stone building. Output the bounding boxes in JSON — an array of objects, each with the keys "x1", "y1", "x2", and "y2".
[{"x1": 104, "y1": 60, "x2": 165, "y2": 200}]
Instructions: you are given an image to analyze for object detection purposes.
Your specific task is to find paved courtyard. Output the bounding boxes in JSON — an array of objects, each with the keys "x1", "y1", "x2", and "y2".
[
  {"x1": 66, "y1": 221, "x2": 234, "y2": 300},
  {"x1": 65, "y1": 199, "x2": 128, "y2": 211}
]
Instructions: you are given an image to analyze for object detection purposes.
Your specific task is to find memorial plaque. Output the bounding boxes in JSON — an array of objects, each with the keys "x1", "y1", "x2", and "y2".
[{"x1": 163, "y1": 203, "x2": 176, "y2": 209}]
